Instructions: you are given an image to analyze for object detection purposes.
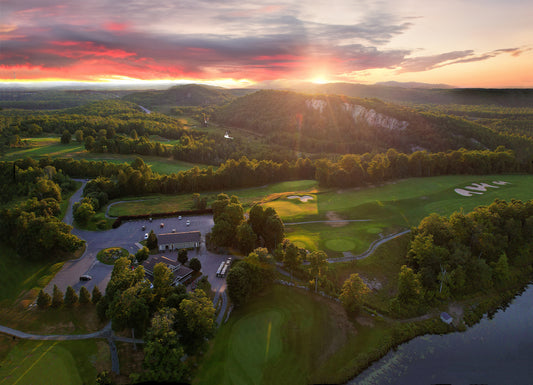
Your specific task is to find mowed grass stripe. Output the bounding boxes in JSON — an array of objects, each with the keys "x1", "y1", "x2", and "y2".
[
  {"x1": 0, "y1": 341, "x2": 84, "y2": 385},
  {"x1": 196, "y1": 285, "x2": 350, "y2": 385}
]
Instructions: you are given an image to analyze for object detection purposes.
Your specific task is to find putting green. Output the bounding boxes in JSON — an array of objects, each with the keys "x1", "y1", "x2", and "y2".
[{"x1": 324, "y1": 239, "x2": 356, "y2": 252}]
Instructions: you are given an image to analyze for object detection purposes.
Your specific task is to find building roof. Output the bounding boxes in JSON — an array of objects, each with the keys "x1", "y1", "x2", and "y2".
[
  {"x1": 158, "y1": 231, "x2": 201, "y2": 245},
  {"x1": 143, "y1": 255, "x2": 179, "y2": 274},
  {"x1": 142, "y1": 255, "x2": 193, "y2": 283}
]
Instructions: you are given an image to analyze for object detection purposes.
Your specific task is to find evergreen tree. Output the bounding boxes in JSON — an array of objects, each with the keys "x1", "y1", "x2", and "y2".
[
  {"x1": 146, "y1": 230, "x2": 158, "y2": 250},
  {"x1": 64, "y1": 285, "x2": 79, "y2": 307},
  {"x1": 52, "y1": 284, "x2": 64, "y2": 308},
  {"x1": 79, "y1": 286, "x2": 91, "y2": 304},
  {"x1": 92, "y1": 285, "x2": 103, "y2": 304},
  {"x1": 37, "y1": 289, "x2": 51, "y2": 309}
]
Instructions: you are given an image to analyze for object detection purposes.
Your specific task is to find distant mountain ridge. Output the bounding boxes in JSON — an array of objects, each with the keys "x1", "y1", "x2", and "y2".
[
  {"x1": 291, "y1": 82, "x2": 533, "y2": 107},
  {"x1": 121, "y1": 84, "x2": 241, "y2": 108}
]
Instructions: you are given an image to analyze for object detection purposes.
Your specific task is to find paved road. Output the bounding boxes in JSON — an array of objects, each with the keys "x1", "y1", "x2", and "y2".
[{"x1": 285, "y1": 219, "x2": 372, "y2": 226}]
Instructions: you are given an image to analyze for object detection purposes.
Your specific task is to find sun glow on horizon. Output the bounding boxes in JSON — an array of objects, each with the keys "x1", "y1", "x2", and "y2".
[{"x1": 310, "y1": 77, "x2": 329, "y2": 84}]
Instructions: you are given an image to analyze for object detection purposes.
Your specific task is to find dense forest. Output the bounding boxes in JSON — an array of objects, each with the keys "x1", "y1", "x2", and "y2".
[
  {"x1": 213, "y1": 90, "x2": 533, "y2": 159},
  {"x1": 400, "y1": 199, "x2": 533, "y2": 304}
]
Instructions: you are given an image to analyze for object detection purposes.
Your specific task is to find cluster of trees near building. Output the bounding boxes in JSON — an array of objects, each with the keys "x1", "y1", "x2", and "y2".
[
  {"x1": 96, "y1": 256, "x2": 215, "y2": 383},
  {"x1": 209, "y1": 194, "x2": 284, "y2": 255},
  {"x1": 0, "y1": 161, "x2": 84, "y2": 260},
  {"x1": 393, "y1": 199, "x2": 533, "y2": 315}
]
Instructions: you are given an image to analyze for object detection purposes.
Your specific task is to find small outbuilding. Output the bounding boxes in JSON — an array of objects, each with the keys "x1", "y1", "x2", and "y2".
[
  {"x1": 158, "y1": 231, "x2": 201, "y2": 251},
  {"x1": 440, "y1": 312, "x2": 453, "y2": 325}
]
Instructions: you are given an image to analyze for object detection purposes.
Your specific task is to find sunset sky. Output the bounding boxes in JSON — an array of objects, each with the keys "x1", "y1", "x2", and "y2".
[{"x1": 1, "y1": 0, "x2": 532, "y2": 88}]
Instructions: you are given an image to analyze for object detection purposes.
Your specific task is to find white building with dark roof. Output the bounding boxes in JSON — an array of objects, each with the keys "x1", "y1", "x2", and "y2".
[{"x1": 158, "y1": 231, "x2": 201, "y2": 251}]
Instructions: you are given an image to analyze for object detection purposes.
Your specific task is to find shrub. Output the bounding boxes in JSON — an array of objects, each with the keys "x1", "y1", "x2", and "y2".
[{"x1": 189, "y1": 257, "x2": 201, "y2": 272}]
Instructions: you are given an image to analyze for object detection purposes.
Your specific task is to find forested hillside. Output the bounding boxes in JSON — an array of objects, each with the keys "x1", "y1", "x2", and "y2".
[{"x1": 213, "y1": 90, "x2": 533, "y2": 157}]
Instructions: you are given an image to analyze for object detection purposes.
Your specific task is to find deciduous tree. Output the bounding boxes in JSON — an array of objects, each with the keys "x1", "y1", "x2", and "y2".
[{"x1": 340, "y1": 273, "x2": 370, "y2": 314}]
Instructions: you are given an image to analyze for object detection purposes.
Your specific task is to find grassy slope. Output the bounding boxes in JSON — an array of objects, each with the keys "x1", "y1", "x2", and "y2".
[
  {"x1": 0, "y1": 243, "x2": 64, "y2": 305},
  {"x1": 195, "y1": 285, "x2": 354, "y2": 385},
  {"x1": 0, "y1": 339, "x2": 104, "y2": 385}
]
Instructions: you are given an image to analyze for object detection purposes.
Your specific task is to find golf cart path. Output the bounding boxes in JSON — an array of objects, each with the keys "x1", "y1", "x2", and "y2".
[
  {"x1": 328, "y1": 229, "x2": 411, "y2": 263},
  {"x1": 284, "y1": 219, "x2": 372, "y2": 225}
]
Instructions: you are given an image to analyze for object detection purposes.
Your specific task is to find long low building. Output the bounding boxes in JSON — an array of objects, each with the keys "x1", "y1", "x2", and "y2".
[
  {"x1": 158, "y1": 231, "x2": 201, "y2": 251},
  {"x1": 142, "y1": 255, "x2": 193, "y2": 285}
]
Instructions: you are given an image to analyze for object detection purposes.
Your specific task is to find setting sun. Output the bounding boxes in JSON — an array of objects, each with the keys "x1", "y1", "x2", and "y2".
[{"x1": 310, "y1": 77, "x2": 329, "y2": 84}]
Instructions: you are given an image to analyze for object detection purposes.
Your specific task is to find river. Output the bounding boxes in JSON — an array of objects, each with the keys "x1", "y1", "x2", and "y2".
[{"x1": 349, "y1": 285, "x2": 533, "y2": 385}]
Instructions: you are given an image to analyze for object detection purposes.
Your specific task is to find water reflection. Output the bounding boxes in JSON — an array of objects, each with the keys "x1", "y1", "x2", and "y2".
[{"x1": 349, "y1": 285, "x2": 533, "y2": 385}]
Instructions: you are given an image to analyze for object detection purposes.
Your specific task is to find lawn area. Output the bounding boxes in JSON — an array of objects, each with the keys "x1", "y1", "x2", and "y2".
[
  {"x1": 268, "y1": 174, "x2": 533, "y2": 256},
  {"x1": 0, "y1": 136, "x2": 207, "y2": 175},
  {"x1": 195, "y1": 285, "x2": 358, "y2": 385},
  {"x1": 0, "y1": 339, "x2": 107, "y2": 385},
  {"x1": 0, "y1": 243, "x2": 64, "y2": 306},
  {"x1": 107, "y1": 179, "x2": 318, "y2": 217}
]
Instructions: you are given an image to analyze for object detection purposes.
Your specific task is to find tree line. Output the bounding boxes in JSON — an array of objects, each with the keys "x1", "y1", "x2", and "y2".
[
  {"x1": 393, "y1": 199, "x2": 533, "y2": 315},
  {"x1": 0, "y1": 160, "x2": 84, "y2": 260}
]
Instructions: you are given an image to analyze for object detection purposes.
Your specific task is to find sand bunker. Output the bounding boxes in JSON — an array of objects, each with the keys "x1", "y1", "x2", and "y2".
[
  {"x1": 455, "y1": 181, "x2": 510, "y2": 197},
  {"x1": 287, "y1": 195, "x2": 314, "y2": 202}
]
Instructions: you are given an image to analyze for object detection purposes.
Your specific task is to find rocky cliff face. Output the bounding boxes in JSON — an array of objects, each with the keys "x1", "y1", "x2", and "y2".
[
  {"x1": 342, "y1": 103, "x2": 409, "y2": 131},
  {"x1": 305, "y1": 98, "x2": 409, "y2": 131}
]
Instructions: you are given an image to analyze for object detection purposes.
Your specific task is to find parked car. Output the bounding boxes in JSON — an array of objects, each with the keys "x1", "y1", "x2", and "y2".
[
  {"x1": 79, "y1": 274, "x2": 92, "y2": 281},
  {"x1": 144, "y1": 233, "x2": 149, "y2": 240},
  {"x1": 172, "y1": 229, "x2": 176, "y2": 233}
]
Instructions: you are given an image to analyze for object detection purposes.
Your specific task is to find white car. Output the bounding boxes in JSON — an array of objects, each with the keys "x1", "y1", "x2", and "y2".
[
  {"x1": 186, "y1": 220, "x2": 190, "y2": 226},
  {"x1": 144, "y1": 233, "x2": 149, "y2": 240},
  {"x1": 178, "y1": 216, "x2": 182, "y2": 220}
]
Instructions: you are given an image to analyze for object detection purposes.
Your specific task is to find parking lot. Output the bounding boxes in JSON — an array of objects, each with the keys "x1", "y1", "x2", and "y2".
[{"x1": 45, "y1": 212, "x2": 232, "y2": 296}]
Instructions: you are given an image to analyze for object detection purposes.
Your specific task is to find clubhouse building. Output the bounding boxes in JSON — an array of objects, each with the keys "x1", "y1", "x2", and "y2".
[{"x1": 158, "y1": 231, "x2": 201, "y2": 251}]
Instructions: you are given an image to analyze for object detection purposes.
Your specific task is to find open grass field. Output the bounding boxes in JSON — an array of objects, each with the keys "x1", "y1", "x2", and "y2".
[
  {"x1": 108, "y1": 174, "x2": 533, "y2": 256},
  {"x1": 1, "y1": 136, "x2": 206, "y2": 175},
  {"x1": 195, "y1": 285, "x2": 359, "y2": 385},
  {"x1": 0, "y1": 339, "x2": 106, "y2": 385},
  {"x1": 269, "y1": 174, "x2": 533, "y2": 256},
  {"x1": 107, "y1": 179, "x2": 317, "y2": 217}
]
